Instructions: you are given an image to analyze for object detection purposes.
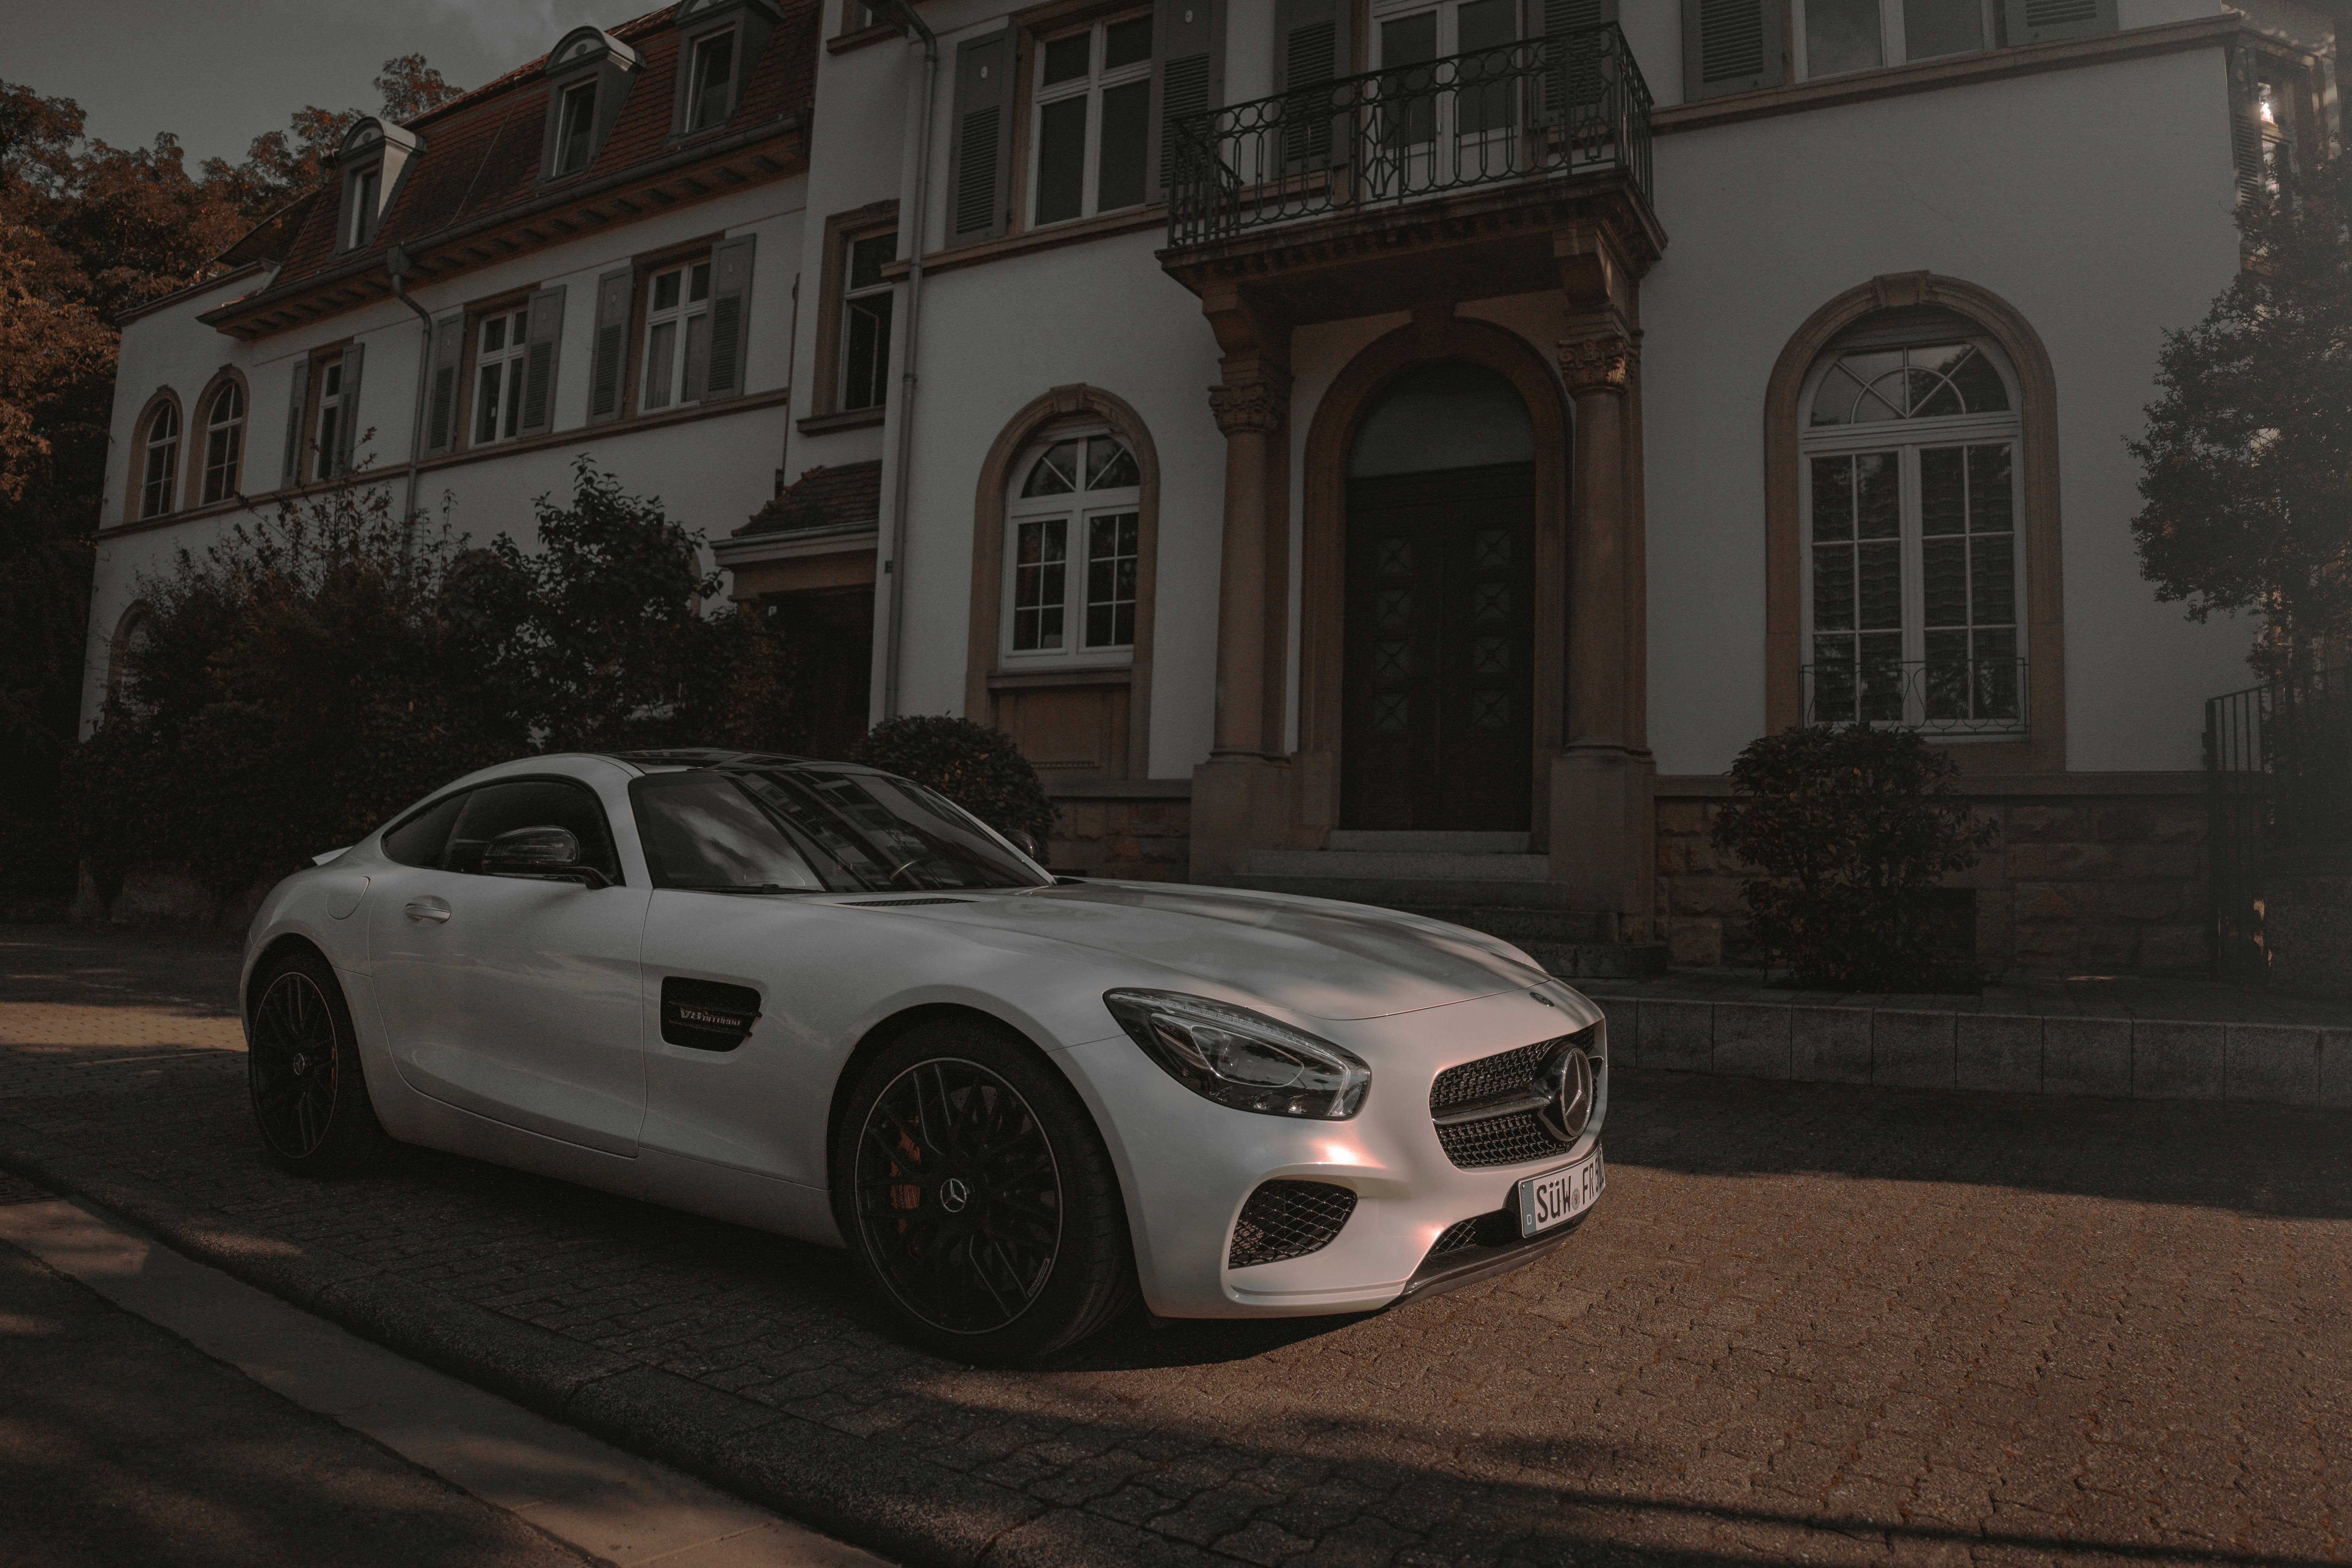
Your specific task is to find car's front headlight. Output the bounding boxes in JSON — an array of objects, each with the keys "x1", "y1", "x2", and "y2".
[{"x1": 1102, "y1": 989, "x2": 1371, "y2": 1120}]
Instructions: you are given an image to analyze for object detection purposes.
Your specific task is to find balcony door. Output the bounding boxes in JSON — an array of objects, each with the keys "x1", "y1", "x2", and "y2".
[
  {"x1": 1340, "y1": 360, "x2": 1540, "y2": 831},
  {"x1": 1368, "y1": 0, "x2": 1521, "y2": 198}
]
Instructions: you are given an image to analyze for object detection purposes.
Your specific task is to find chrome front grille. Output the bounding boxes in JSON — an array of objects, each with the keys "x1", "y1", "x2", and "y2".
[
  {"x1": 1227, "y1": 1179, "x2": 1358, "y2": 1268},
  {"x1": 1428, "y1": 1026, "x2": 1599, "y2": 1171}
]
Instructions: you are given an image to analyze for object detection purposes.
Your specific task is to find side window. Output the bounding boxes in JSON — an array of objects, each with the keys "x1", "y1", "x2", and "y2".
[
  {"x1": 630, "y1": 773, "x2": 825, "y2": 891},
  {"x1": 447, "y1": 780, "x2": 622, "y2": 881},
  {"x1": 381, "y1": 791, "x2": 470, "y2": 868}
]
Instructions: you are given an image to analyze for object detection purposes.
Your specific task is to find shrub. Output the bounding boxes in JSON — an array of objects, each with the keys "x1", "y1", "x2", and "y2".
[
  {"x1": 65, "y1": 461, "x2": 803, "y2": 902},
  {"x1": 1710, "y1": 724, "x2": 1996, "y2": 991},
  {"x1": 852, "y1": 715, "x2": 1056, "y2": 847}
]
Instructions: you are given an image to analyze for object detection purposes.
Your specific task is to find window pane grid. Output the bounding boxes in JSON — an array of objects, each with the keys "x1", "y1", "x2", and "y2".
[
  {"x1": 201, "y1": 385, "x2": 243, "y2": 505},
  {"x1": 140, "y1": 405, "x2": 179, "y2": 519},
  {"x1": 1007, "y1": 435, "x2": 1140, "y2": 664},
  {"x1": 1031, "y1": 15, "x2": 1152, "y2": 228},
  {"x1": 475, "y1": 308, "x2": 529, "y2": 445},
  {"x1": 643, "y1": 261, "x2": 712, "y2": 412},
  {"x1": 1803, "y1": 343, "x2": 2024, "y2": 736}
]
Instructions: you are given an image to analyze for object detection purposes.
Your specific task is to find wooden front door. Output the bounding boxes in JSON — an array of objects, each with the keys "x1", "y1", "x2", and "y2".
[{"x1": 1341, "y1": 461, "x2": 1537, "y2": 830}]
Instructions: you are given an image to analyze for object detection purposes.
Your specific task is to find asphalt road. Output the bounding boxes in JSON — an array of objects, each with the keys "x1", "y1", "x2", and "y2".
[{"x1": 1, "y1": 924, "x2": 2348, "y2": 1566}]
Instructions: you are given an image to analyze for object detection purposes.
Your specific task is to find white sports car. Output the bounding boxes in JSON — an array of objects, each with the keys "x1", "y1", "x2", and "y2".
[{"x1": 241, "y1": 749, "x2": 1608, "y2": 1361}]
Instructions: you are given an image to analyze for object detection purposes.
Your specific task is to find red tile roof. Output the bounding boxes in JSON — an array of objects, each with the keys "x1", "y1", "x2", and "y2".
[
  {"x1": 238, "y1": 0, "x2": 814, "y2": 298},
  {"x1": 738, "y1": 461, "x2": 884, "y2": 535}
]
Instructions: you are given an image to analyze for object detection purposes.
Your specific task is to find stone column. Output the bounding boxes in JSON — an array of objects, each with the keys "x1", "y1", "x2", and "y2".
[
  {"x1": 1550, "y1": 317, "x2": 1656, "y2": 935},
  {"x1": 1190, "y1": 283, "x2": 1294, "y2": 881},
  {"x1": 1206, "y1": 376, "x2": 1287, "y2": 760}
]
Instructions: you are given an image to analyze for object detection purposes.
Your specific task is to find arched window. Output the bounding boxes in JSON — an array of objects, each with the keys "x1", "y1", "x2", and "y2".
[
  {"x1": 108, "y1": 603, "x2": 157, "y2": 713},
  {"x1": 200, "y1": 381, "x2": 245, "y2": 504},
  {"x1": 1798, "y1": 315, "x2": 2024, "y2": 735},
  {"x1": 1002, "y1": 429, "x2": 1142, "y2": 666},
  {"x1": 138, "y1": 401, "x2": 180, "y2": 519}
]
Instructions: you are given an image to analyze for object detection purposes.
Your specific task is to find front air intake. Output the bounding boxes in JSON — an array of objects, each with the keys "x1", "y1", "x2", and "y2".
[{"x1": 1227, "y1": 1179, "x2": 1357, "y2": 1269}]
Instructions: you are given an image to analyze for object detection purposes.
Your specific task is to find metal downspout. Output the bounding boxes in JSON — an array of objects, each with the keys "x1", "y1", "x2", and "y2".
[
  {"x1": 386, "y1": 246, "x2": 432, "y2": 524},
  {"x1": 873, "y1": 0, "x2": 938, "y2": 721}
]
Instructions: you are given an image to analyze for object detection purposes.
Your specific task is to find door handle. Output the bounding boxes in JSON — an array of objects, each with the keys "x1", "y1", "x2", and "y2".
[{"x1": 403, "y1": 898, "x2": 452, "y2": 924}]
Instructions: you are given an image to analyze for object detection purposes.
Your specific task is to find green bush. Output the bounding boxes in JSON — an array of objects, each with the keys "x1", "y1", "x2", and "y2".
[
  {"x1": 1710, "y1": 724, "x2": 1996, "y2": 991},
  {"x1": 65, "y1": 461, "x2": 804, "y2": 902},
  {"x1": 852, "y1": 715, "x2": 1056, "y2": 847}
]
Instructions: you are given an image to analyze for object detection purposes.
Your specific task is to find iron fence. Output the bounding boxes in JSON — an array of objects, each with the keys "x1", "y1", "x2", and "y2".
[
  {"x1": 1800, "y1": 657, "x2": 2030, "y2": 737},
  {"x1": 1164, "y1": 24, "x2": 1652, "y2": 248},
  {"x1": 2205, "y1": 663, "x2": 2352, "y2": 980}
]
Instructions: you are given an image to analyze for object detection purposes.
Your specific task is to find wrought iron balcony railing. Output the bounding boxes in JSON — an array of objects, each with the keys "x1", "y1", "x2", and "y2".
[
  {"x1": 1164, "y1": 24, "x2": 1652, "y2": 248},
  {"x1": 1802, "y1": 657, "x2": 2030, "y2": 737}
]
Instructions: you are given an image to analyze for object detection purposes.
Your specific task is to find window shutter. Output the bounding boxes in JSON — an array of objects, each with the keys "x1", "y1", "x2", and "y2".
[
  {"x1": 1149, "y1": 0, "x2": 1225, "y2": 196},
  {"x1": 1541, "y1": 0, "x2": 1618, "y2": 121},
  {"x1": 587, "y1": 266, "x2": 633, "y2": 425},
  {"x1": 518, "y1": 284, "x2": 566, "y2": 437},
  {"x1": 948, "y1": 32, "x2": 1014, "y2": 246},
  {"x1": 1273, "y1": 0, "x2": 1349, "y2": 171},
  {"x1": 280, "y1": 360, "x2": 309, "y2": 484},
  {"x1": 1681, "y1": 0, "x2": 1781, "y2": 100},
  {"x1": 703, "y1": 235, "x2": 755, "y2": 401},
  {"x1": 2000, "y1": 0, "x2": 2116, "y2": 45},
  {"x1": 334, "y1": 343, "x2": 365, "y2": 474},
  {"x1": 425, "y1": 313, "x2": 463, "y2": 455}
]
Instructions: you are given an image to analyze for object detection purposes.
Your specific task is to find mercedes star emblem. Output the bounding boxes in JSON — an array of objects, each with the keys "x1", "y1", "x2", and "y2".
[
  {"x1": 1536, "y1": 1044, "x2": 1595, "y2": 1143},
  {"x1": 938, "y1": 1176, "x2": 971, "y2": 1214}
]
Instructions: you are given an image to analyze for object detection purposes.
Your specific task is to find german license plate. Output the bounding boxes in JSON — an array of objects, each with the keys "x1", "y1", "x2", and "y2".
[{"x1": 1516, "y1": 1149, "x2": 1603, "y2": 1237}]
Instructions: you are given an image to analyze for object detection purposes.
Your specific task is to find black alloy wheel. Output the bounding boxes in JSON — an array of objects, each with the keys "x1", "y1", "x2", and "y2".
[
  {"x1": 834, "y1": 1021, "x2": 1136, "y2": 1363},
  {"x1": 246, "y1": 948, "x2": 387, "y2": 1177},
  {"x1": 853, "y1": 1058, "x2": 1062, "y2": 1334}
]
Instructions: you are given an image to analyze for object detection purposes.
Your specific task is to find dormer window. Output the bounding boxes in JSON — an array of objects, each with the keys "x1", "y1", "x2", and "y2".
[
  {"x1": 347, "y1": 167, "x2": 382, "y2": 246},
  {"x1": 538, "y1": 27, "x2": 639, "y2": 182},
  {"x1": 332, "y1": 120, "x2": 419, "y2": 254},
  {"x1": 554, "y1": 82, "x2": 598, "y2": 173},
  {"x1": 688, "y1": 31, "x2": 737, "y2": 130},
  {"x1": 669, "y1": 0, "x2": 780, "y2": 139}
]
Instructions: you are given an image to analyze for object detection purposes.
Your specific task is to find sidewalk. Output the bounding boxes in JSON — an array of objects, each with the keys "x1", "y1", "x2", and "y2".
[{"x1": 1580, "y1": 968, "x2": 2352, "y2": 1105}]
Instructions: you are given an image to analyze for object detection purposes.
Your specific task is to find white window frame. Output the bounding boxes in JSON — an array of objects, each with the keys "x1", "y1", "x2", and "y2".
[
  {"x1": 839, "y1": 230, "x2": 896, "y2": 413},
  {"x1": 641, "y1": 258, "x2": 713, "y2": 413},
  {"x1": 345, "y1": 165, "x2": 383, "y2": 249},
  {"x1": 139, "y1": 402, "x2": 179, "y2": 519},
  {"x1": 1797, "y1": 338, "x2": 2026, "y2": 737},
  {"x1": 554, "y1": 80, "x2": 600, "y2": 174},
  {"x1": 1001, "y1": 428, "x2": 1143, "y2": 668},
  {"x1": 685, "y1": 27, "x2": 739, "y2": 132},
  {"x1": 472, "y1": 306, "x2": 533, "y2": 446},
  {"x1": 1028, "y1": 14, "x2": 1155, "y2": 229},
  {"x1": 200, "y1": 383, "x2": 244, "y2": 505},
  {"x1": 1792, "y1": 0, "x2": 1994, "y2": 79},
  {"x1": 313, "y1": 355, "x2": 345, "y2": 482}
]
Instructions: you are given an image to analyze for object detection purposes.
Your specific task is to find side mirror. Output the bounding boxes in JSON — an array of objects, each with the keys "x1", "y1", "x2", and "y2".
[
  {"x1": 1005, "y1": 828, "x2": 1042, "y2": 861},
  {"x1": 482, "y1": 825, "x2": 610, "y2": 889}
]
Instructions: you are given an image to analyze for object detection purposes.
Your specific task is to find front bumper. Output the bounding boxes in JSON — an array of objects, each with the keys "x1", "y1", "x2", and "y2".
[{"x1": 1053, "y1": 985, "x2": 1606, "y2": 1319}]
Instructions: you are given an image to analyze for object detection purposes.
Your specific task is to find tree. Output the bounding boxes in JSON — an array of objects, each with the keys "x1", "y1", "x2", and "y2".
[
  {"x1": 2131, "y1": 156, "x2": 2352, "y2": 679},
  {"x1": 65, "y1": 465, "x2": 803, "y2": 903},
  {"x1": 201, "y1": 55, "x2": 466, "y2": 221},
  {"x1": 0, "y1": 57, "x2": 464, "y2": 846}
]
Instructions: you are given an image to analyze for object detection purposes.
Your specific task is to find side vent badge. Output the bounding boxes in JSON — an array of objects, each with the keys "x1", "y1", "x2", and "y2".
[{"x1": 661, "y1": 977, "x2": 762, "y2": 1052}]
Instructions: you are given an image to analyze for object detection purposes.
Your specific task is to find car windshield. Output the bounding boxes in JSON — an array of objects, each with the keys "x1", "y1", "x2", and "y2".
[{"x1": 630, "y1": 766, "x2": 1049, "y2": 894}]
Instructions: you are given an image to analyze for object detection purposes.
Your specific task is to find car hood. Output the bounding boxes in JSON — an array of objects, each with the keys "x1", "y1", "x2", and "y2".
[{"x1": 893, "y1": 881, "x2": 1550, "y2": 1021}]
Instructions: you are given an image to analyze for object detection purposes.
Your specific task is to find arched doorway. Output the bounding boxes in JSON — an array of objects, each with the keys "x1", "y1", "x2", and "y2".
[{"x1": 1341, "y1": 359, "x2": 1539, "y2": 830}]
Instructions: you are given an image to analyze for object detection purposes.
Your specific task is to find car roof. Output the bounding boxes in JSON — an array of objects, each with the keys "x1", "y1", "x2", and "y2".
[{"x1": 601, "y1": 748, "x2": 886, "y2": 777}]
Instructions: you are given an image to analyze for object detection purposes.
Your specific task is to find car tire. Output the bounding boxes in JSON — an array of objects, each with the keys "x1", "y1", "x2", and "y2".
[
  {"x1": 832, "y1": 1017, "x2": 1136, "y2": 1364},
  {"x1": 246, "y1": 947, "x2": 388, "y2": 1178}
]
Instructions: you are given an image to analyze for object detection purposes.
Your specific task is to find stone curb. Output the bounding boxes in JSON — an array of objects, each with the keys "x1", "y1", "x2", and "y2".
[
  {"x1": 0, "y1": 1142, "x2": 1209, "y2": 1568},
  {"x1": 1584, "y1": 994, "x2": 2352, "y2": 1107}
]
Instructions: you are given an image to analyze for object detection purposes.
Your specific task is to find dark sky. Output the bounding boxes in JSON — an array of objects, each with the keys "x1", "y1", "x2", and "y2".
[{"x1": 10, "y1": 0, "x2": 621, "y2": 168}]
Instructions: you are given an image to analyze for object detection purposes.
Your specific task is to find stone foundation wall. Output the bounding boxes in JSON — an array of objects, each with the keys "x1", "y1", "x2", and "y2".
[
  {"x1": 2263, "y1": 847, "x2": 2352, "y2": 1001},
  {"x1": 1046, "y1": 782, "x2": 1192, "y2": 882},
  {"x1": 1655, "y1": 774, "x2": 2210, "y2": 977}
]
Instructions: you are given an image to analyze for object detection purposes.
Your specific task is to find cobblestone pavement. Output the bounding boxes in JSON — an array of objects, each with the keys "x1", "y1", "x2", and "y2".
[{"x1": 2, "y1": 926, "x2": 2348, "y2": 1566}]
